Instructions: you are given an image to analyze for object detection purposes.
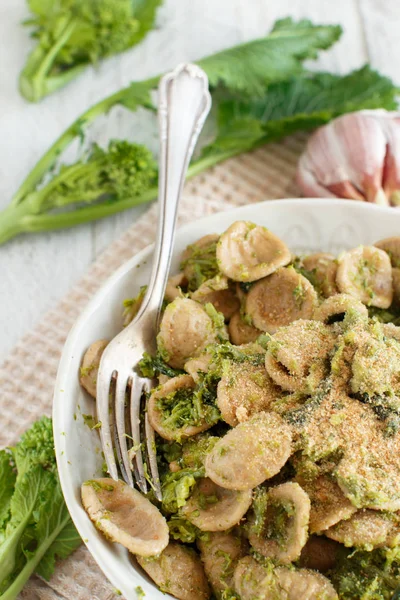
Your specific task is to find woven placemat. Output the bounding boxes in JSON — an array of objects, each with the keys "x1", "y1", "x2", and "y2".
[{"x1": 0, "y1": 133, "x2": 307, "y2": 599}]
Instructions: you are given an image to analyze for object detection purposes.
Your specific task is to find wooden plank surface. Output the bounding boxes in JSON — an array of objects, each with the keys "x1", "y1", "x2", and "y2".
[{"x1": 0, "y1": 0, "x2": 396, "y2": 361}]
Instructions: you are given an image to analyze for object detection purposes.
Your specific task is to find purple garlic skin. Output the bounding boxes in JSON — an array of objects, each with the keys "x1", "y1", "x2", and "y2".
[{"x1": 296, "y1": 110, "x2": 400, "y2": 207}]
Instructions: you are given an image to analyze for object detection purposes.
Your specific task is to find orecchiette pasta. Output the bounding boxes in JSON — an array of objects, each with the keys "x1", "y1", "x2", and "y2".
[
  {"x1": 245, "y1": 267, "x2": 318, "y2": 332},
  {"x1": 296, "y1": 474, "x2": 357, "y2": 534},
  {"x1": 233, "y1": 556, "x2": 338, "y2": 600},
  {"x1": 248, "y1": 482, "x2": 311, "y2": 564},
  {"x1": 325, "y1": 509, "x2": 400, "y2": 550},
  {"x1": 205, "y1": 412, "x2": 293, "y2": 490},
  {"x1": 81, "y1": 221, "x2": 400, "y2": 600},
  {"x1": 216, "y1": 220, "x2": 291, "y2": 282},
  {"x1": 336, "y1": 245, "x2": 393, "y2": 308},
  {"x1": 314, "y1": 293, "x2": 368, "y2": 324},
  {"x1": 197, "y1": 532, "x2": 247, "y2": 597},
  {"x1": 181, "y1": 477, "x2": 252, "y2": 531},
  {"x1": 157, "y1": 297, "x2": 227, "y2": 368},
  {"x1": 302, "y1": 252, "x2": 338, "y2": 298},
  {"x1": 148, "y1": 375, "x2": 215, "y2": 441},
  {"x1": 228, "y1": 309, "x2": 262, "y2": 345},
  {"x1": 79, "y1": 339, "x2": 108, "y2": 398},
  {"x1": 137, "y1": 543, "x2": 210, "y2": 600},
  {"x1": 217, "y1": 360, "x2": 280, "y2": 426}
]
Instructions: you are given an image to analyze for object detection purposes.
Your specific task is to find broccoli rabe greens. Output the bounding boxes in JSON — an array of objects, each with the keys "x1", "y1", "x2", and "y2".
[
  {"x1": 20, "y1": 0, "x2": 162, "y2": 102},
  {"x1": 0, "y1": 417, "x2": 81, "y2": 599},
  {"x1": 1, "y1": 19, "x2": 398, "y2": 245}
]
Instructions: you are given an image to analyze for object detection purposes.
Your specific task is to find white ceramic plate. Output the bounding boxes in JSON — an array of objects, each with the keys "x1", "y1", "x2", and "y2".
[{"x1": 53, "y1": 198, "x2": 400, "y2": 599}]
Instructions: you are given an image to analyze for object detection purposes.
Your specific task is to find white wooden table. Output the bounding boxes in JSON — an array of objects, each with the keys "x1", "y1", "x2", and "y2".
[{"x1": 0, "y1": 0, "x2": 398, "y2": 362}]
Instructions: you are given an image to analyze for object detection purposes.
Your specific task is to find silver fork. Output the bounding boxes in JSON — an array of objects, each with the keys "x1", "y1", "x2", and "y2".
[{"x1": 96, "y1": 64, "x2": 211, "y2": 500}]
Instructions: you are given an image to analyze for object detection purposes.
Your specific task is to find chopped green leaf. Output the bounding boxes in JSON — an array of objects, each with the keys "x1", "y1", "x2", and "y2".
[{"x1": 161, "y1": 467, "x2": 204, "y2": 514}]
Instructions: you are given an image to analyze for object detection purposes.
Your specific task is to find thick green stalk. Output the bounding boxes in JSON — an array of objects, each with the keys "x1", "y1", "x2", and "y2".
[
  {"x1": 19, "y1": 17, "x2": 79, "y2": 103},
  {"x1": 0, "y1": 513, "x2": 70, "y2": 600},
  {"x1": 0, "y1": 147, "x2": 240, "y2": 242}
]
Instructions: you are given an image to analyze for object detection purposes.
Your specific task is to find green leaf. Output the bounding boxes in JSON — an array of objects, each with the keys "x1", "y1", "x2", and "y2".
[
  {"x1": 203, "y1": 66, "x2": 399, "y2": 156},
  {"x1": 0, "y1": 452, "x2": 15, "y2": 531},
  {"x1": 199, "y1": 18, "x2": 342, "y2": 96},
  {"x1": 119, "y1": 79, "x2": 156, "y2": 112},
  {"x1": 0, "y1": 467, "x2": 46, "y2": 591},
  {"x1": 35, "y1": 488, "x2": 81, "y2": 580},
  {"x1": 0, "y1": 418, "x2": 82, "y2": 598}
]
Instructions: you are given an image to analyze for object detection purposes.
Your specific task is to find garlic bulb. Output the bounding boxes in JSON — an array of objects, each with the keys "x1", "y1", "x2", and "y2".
[{"x1": 296, "y1": 110, "x2": 400, "y2": 206}]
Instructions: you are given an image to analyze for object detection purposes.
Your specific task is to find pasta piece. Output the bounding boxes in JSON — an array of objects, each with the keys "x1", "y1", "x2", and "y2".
[
  {"x1": 246, "y1": 268, "x2": 318, "y2": 333},
  {"x1": 374, "y1": 236, "x2": 400, "y2": 267},
  {"x1": 165, "y1": 272, "x2": 187, "y2": 302},
  {"x1": 217, "y1": 361, "x2": 280, "y2": 426},
  {"x1": 296, "y1": 475, "x2": 357, "y2": 533},
  {"x1": 228, "y1": 310, "x2": 261, "y2": 345},
  {"x1": 299, "y1": 536, "x2": 341, "y2": 572},
  {"x1": 350, "y1": 333, "x2": 400, "y2": 400},
  {"x1": 336, "y1": 246, "x2": 393, "y2": 308},
  {"x1": 275, "y1": 566, "x2": 338, "y2": 600},
  {"x1": 81, "y1": 479, "x2": 168, "y2": 556},
  {"x1": 184, "y1": 352, "x2": 212, "y2": 383},
  {"x1": 314, "y1": 293, "x2": 368, "y2": 324},
  {"x1": 191, "y1": 275, "x2": 240, "y2": 319},
  {"x1": 383, "y1": 322, "x2": 400, "y2": 342},
  {"x1": 248, "y1": 482, "x2": 311, "y2": 564},
  {"x1": 181, "y1": 234, "x2": 219, "y2": 291},
  {"x1": 325, "y1": 509, "x2": 400, "y2": 549},
  {"x1": 79, "y1": 339, "x2": 108, "y2": 398},
  {"x1": 137, "y1": 543, "x2": 210, "y2": 600},
  {"x1": 157, "y1": 297, "x2": 226, "y2": 369},
  {"x1": 393, "y1": 267, "x2": 400, "y2": 305},
  {"x1": 181, "y1": 477, "x2": 252, "y2": 531},
  {"x1": 198, "y1": 532, "x2": 247, "y2": 598},
  {"x1": 216, "y1": 221, "x2": 291, "y2": 282},
  {"x1": 265, "y1": 320, "x2": 334, "y2": 393},
  {"x1": 233, "y1": 556, "x2": 274, "y2": 600},
  {"x1": 148, "y1": 375, "x2": 214, "y2": 441},
  {"x1": 233, "y1": 557, "x2": 338, "y2": 600},
  {"x1": 336, "y1": 447, "x2": 400, "y2": 511},
  {"x1": 205, "y1": 412, "x2": 293, "y2": 490},
  {"x1": 302, "y1": 253, "x2": 338, "y2": 298}
]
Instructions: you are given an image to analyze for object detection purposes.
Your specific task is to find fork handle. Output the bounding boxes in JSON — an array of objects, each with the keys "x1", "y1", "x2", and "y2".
[{"x1": 137, "y1": 63, "x2": 211, "y2": 328}]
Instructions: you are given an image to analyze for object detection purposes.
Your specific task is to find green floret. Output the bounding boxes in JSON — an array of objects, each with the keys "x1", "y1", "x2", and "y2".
[
  {"x1": 12, "y1": 415, "x2": 56, "y2": 478},
  {"x1": 20, "y1": 0, "x2": 162, "y2": 102},
  {"x1": 23, "y1": 140, "x2": 157, "y2": 218}
]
